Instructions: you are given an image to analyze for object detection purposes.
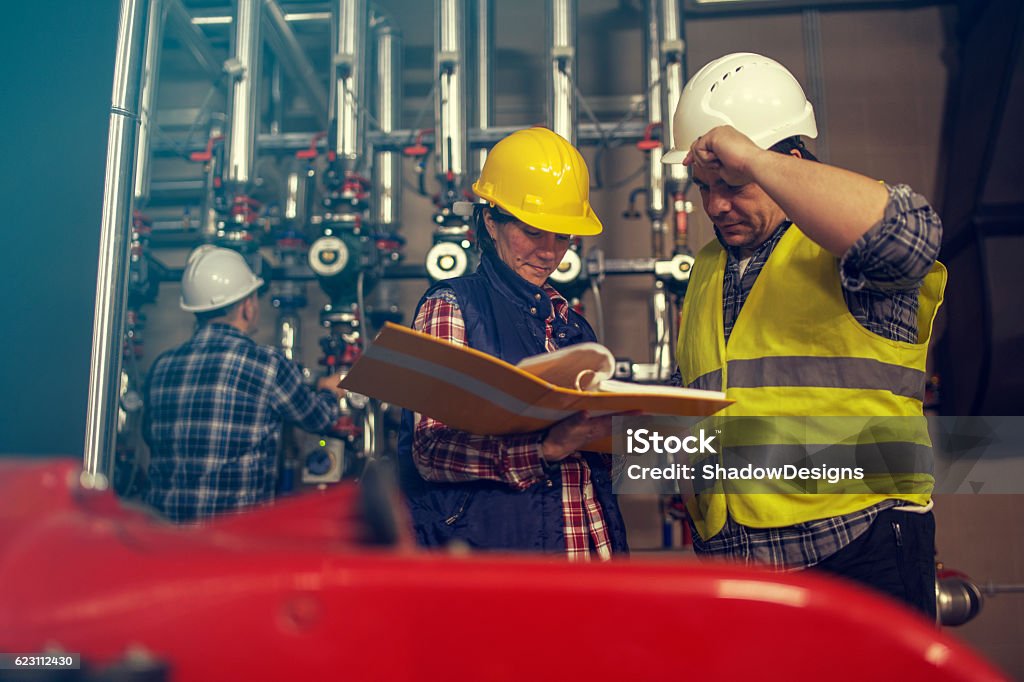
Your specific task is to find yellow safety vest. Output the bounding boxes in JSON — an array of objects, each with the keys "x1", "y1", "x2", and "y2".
[{"x1": 676, "y1": 225, "x2": 947, "y2": 540}]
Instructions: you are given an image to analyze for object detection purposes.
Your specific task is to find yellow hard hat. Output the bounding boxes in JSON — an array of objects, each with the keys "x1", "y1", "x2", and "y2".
[{"x1": 472, "y1": 127, "x2": 602, "y2": 236}]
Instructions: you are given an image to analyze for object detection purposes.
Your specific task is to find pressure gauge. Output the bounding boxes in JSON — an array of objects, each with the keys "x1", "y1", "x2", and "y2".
[
  {"x1": 309, "y1": 236, "x2": 350, "y2": 277},
  {"x1": 425, "y1": 241, "x2": 469, "y2": 281},
  {"x1": 549, "y1": 248, "x2": 582, "y2": 285}
]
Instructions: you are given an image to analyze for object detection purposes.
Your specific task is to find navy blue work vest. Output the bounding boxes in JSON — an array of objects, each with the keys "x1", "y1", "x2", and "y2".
[{"x1": 396, "y1": 252, "x2": 629, "y2": 554}]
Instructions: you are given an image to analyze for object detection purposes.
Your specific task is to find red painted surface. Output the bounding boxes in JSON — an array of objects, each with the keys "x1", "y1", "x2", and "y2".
[{"x1": 0, "y1": 459, "x2": 1008, "y2": 681}]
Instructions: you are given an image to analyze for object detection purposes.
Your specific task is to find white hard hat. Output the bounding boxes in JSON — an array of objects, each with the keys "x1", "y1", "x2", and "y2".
[
  {"x1": 663, "y1": 52, "x2": 817, "y2": 164},
  {"x1": 180, "y1": 245, "x2": 264, "y2": 312}
]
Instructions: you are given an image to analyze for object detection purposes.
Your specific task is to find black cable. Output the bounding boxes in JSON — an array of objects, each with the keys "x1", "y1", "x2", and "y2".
[{"x1": 570, "y1": 70, "x2": 661, "y2": 189}]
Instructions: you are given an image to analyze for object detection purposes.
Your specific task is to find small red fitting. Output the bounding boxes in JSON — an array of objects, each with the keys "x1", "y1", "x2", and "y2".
[
  {"x1": 403, "y1": 128, "x2": 432, "y2": 157},
  {"x1": 296, "y1": 132, "x2": 328, "y2": 160},
  {"x1": 189, "y1": 135, "x2": 224, "y2": 162},
  {"x1": 636, "y1": 122, "x2": 662, "y2": 152}
]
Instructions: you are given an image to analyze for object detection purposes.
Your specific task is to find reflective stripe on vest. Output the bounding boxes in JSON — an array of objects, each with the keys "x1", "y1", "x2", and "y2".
[{"x1": 688, "y1": 357, "x2": 927, "y2": 401}]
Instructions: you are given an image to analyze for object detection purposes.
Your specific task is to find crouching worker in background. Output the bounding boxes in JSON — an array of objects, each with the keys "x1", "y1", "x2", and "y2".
[
  {"x1": 397, "y1": 127, "x2": 629, "y2": 560},
  {"x1": 144, "y1": 246, "x2": 345, "y2": 522}
]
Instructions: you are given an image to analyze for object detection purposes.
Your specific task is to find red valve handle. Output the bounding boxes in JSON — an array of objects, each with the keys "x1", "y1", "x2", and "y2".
[
  {"x1": 296, "y1": 132, "x2": 328, "y2": 160},
  {"x1": 403, "y1": 128, "x2": 433, "y2": 157},
  {"x1": 635, "y1": 122, "x2": 662, "y2": 152},
  {"x1": 189, "y1": 135, "x2": 224, "y2": 162}
]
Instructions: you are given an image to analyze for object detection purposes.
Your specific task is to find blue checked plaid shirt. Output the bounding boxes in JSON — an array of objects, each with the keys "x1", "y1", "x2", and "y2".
[
  {"x1": 676, "y1": 184, "x2": 942, "y2": 569},
  {"x1": 143, "y1": 323, "x2": 340, "y2": 522}
]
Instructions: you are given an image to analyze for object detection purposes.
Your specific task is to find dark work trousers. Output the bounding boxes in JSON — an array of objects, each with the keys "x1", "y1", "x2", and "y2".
[{"x1": 813, "y1": 508, "x2": 937, "y2": 622}]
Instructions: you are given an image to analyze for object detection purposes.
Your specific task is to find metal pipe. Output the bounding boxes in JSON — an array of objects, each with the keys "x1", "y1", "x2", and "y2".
[
  {"x1": 651, "y1": 281, "x2": 673, "y2": 381},
  {"x1": 193, "y1": 10, "x2": 330, "y2": 25},
  {"x1": 165, "y1": 0, "x2": 223, "y2": 81},
  {"x1": 152, "y1": 121, "x2": 656, "y2": 156},
  {"x1": 263, "y1": 0, "x2": 329, "y2": 129},
  {"x1": 434, "y1": 0, "x2": 468, "y2": 196},
  {"x1": 277, "y1": 311, "x2": 301, "y2": 362},
  {"x1": 133, "y1": 0, "x2": 166, "y2": 205},
  {"x1": 331, "y1": 0, "x2": 368, "y2": 170},
  {"x1": 224, "y1": 0, "x2": 261, "y2": 187},
  {"x1": 660, "y1": 0, "x2": 687, "y2": 190},
  {"x1": 269, "y1": 53, "x2": 283, "y2": 135},
  {"x1": 643, "y1": 0, "x2": 666, "y2": 256},
  {"x1": 373, "y1": 18, "x2": 402, "y2": 230},
  {"x1": 546, "y1": 0, "x2": 577, "y2": 145},
  {"x1": 646, "y1": 1, "x2": 673, "y2": 379},
  {"x1": 471, "y1": 0, "x2": 493, "y2": 177},
  {"x1": 83, "y1": 0, "x2": 150, "y2": 488},
  {"x1": 284, "y1": 167, "x2": 313, "y2": 225}
]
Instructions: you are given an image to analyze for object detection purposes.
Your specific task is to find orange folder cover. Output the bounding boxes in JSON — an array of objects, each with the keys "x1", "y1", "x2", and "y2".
[{"x1": 340, "y1": 323, "x2": 733, "y2": 443}]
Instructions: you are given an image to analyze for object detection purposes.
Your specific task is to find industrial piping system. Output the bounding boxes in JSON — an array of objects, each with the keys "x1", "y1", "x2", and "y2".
[{"x1": 87, "y1": 0, "x2": 710, "y2": 486}]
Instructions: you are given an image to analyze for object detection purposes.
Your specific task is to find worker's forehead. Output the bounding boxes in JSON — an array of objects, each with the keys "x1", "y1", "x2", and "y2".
[{"x1": 692, "y1": 165, "x2": 728, "y2": 185}]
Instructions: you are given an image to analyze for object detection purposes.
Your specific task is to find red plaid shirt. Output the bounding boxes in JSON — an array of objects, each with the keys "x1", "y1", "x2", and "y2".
[{"x1": 411, "y1": 285, "x2": 613, "y2": 561}]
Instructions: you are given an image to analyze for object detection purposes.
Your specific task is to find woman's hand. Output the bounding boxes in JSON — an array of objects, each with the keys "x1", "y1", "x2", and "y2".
[{"x1": 540, "y1": 410, "x2": 616, "y2": 462}]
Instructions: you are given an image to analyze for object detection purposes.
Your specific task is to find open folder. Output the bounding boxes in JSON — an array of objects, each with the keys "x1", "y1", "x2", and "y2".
[{"x1": 339, "y1": 323, "x2": 733, "y2": 445}]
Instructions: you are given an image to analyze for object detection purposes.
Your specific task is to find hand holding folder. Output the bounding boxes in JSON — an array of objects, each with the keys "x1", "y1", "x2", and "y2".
[{"x1": 339, "y1": 323, "x2": 732, "y2": 451}]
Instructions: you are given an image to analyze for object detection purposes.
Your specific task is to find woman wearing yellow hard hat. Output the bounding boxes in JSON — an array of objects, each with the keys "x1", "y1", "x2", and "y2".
[{"x1": 396, "y1": 126, "x2": 627, "y2": 560}]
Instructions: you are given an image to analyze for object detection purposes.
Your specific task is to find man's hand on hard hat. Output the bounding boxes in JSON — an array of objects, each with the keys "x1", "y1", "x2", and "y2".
[
  {"x1": 540, "y1": 410, "x2": 640, "y2": 462},
  {"x1": 684, "y1": 124, "x2": 890, "y2": 256},
  {"x1": 683, "y1": 125, "x2": 763, "y2": 187}
]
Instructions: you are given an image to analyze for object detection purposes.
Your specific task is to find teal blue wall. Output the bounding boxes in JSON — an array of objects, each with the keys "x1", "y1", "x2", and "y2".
[{"x1": 0, "y1": 1, "x2": 120, "y2": 454}]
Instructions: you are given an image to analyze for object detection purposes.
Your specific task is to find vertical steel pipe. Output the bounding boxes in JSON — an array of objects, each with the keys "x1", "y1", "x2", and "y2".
[
  {"x1": 225, "y1": 0, "x2": 262, "y2": 186},
  {"x1": 264, "y1": 0, "x2": 329, "y2": 129},
  {"x1": 646, "y1": 1, "x2": 673, "y2": 380},
  {"x1": 374, "y1": 18, "x2": 402, "y2": 229},
  {"x1": 83, "y1": 0, "x2": 150, "y2": 487},
  {"x1": 277, "y1": 312, "x2": 301, "y2": 362},
  {"x1": 434, "y1": 0, "x2": 468, "y2": 194},
  {"x1": 133, "y1": 0, "x2": 165, "y2": 204},
  {"x1": 546, "y1": 0, "x2": 577, "y2": 145},
  {"x1": 331, "y1": 0, "x2": 368, "y2": 170},
  {"x1": 269, "y1": 55, "x2": 283, "y2": 135},
  {"x1": 651, "y1": 280, "x2": 673, "y2": 381},
  {"x1": 660, "y1": 0, "x2": 687, "y2": 190},
  {"x1": 471, "y1": 0, "x2": 493, "y2": 177},
  {"x1": 644, "y1": 0, "x2": 666, "y2": 256},
  {"x1": 284, "y1": 168, "x2": 309, "y2": 224}
]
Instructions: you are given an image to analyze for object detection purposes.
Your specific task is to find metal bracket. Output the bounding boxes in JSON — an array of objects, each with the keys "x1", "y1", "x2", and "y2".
[{"x1": 222, "y1": 57, "x2": 246, "y2": 80}]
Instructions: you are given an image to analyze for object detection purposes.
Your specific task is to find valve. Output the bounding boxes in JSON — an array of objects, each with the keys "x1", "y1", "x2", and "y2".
[
  {"x1": 296, "y1": 131, "x2": 327, "y2": 160},
  {"x1": 189, "y1": 135, "x2": 224, "y2": 163},
  {"x1": 403, "y1": 128, "x2": 432, "y2": 157},
  {"x1": 636, "y1": 122, "x2": 662, "y2": 152}
]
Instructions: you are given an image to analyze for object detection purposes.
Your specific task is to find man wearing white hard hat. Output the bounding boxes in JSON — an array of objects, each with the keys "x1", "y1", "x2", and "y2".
[
  {"x1": 666, "y1": 53, "x2": 946, "y2": 618},
  {"x1": 143, "y1": 246, "x2": 345, "y2": 522}
]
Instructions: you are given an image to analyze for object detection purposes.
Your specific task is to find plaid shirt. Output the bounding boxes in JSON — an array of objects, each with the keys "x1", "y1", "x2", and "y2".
[
  {"x1": 688, "y1": 183, "x2": 942, "y2": 569},
  {"x1": 144, "y1": 323, "x2": 339, "y2": 522},
  {"x1": 412, "y1": 287, "x2": 613, "y2": 561}
]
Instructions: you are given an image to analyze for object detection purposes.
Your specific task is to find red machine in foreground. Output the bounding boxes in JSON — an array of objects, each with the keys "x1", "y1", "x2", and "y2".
[{"x1": 0, "y1": 459, "x2": 1007, "y2": 681}]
